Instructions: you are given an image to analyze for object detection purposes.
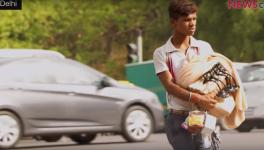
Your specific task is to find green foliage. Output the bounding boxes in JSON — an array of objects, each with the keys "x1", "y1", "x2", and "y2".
[
  {"x1": 0, "y1": 0, "x2": 263, "y2": 79},
  {"x1": 197, "y1": 0, "x2": 264, "y2": 62}
]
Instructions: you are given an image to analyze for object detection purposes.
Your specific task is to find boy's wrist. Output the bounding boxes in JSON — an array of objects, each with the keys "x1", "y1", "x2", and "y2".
[{"x1": 190, "y1": 93, "x2": 201, "y2": 104}]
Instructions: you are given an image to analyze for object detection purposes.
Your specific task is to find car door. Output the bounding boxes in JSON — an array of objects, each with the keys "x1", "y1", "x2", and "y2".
[
  {"x1": 38, "y1": 58, "x2": 122, "y2": 127},
  {"x1": 64, "y1": 84, "x2": 123, "y2": 127},
  {"x1": 22, "y1": 83, "x2": 122, "y2": 128},
  {"x1": 243, "y1": 81, "x2": 264, "y2": 107}
]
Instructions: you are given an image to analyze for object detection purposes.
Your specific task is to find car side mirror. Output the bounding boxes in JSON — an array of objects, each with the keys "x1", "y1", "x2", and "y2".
[{"x1": 98, "y1": 76, "x2": 112, "y2": 89}]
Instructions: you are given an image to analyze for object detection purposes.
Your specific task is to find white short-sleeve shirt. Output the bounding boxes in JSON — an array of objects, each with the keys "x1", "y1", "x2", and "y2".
[{"x1": 153, "y1": 36, "x2": 214, "y2": 110}]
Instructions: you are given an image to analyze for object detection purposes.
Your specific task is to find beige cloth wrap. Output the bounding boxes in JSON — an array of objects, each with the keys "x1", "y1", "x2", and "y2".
[{"x1": 176, "y1": 53, "x2": 248, "y2": 129}]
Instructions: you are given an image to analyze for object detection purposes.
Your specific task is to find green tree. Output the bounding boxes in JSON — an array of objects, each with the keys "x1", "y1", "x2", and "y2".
[
  {"x1": 197, "y1": 0, "x2": 264, "y2": 62},
  {"x1": 0, "y1": 0, "x2": 263, "y2": 79}
]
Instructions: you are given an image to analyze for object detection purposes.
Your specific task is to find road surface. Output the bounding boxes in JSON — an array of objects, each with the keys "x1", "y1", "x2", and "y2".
[{"x1": 10, "y1": 129, "x2": 264, "y2": 150}]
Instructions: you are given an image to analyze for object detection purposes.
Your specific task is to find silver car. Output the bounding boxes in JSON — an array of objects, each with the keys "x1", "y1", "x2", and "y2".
[
  {"x1": 235, "y1": 61, "x2": 264, "y2": 132},
  {"x1": 0, "y1": 51, "x2": 164, "y2": 148}
]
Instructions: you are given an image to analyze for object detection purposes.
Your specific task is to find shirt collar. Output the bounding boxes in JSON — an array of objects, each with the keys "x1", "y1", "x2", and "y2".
[{"x1": 165, "y1": 36, "x2": 199, "y2": 53}]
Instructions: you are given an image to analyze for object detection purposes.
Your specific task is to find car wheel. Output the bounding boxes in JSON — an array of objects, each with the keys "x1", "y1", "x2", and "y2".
[
  {"x1": 236, "y1": 122, "x2": 253, "y2": 132},
  {"x1": 122, "y1": 106, "x2": 153, "y2": 142},
  {"x1": 236, "y1": 126, "x2": 253, "y2": 132},
  {"x1": 0, "y1": 111, "x2": 21, "y2": 149},
  {"x1": 41, "y1": 135, "x2": 62, "y2": 142},
  {"x1": 69, "y1": 133, "x2": 96, "y2": 144}
]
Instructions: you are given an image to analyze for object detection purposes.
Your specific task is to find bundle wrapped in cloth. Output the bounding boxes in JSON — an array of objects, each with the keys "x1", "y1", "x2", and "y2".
[{"x1": 176, "y1": 53, "x2": 247, "y2": 129}]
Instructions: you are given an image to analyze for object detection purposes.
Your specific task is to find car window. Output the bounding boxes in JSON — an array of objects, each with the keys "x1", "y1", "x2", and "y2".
[
  {"x1": 240, "y1": 66, "x2": 264, "y2": 82},
  {"x1": 247, "y1": 67, "x2": 264, "y2": 82},
  {"x1": 237, "y1": 69, "x2": 247, "y2": 82},
  {"x1": 0, "y1": 58, "x2": 103, "y2": 85}
]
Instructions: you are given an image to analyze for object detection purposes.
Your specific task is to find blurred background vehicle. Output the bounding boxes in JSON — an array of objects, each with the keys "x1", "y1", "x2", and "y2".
[
  {"x1": 235, "y1": 61, "x2": 264, "y2": 132},
  {"x1": 0, "y1": 49, "x2": 65, "y2": 59},
  {"x1": 0, "y1": 50, "x2": 164, "y2": 149},
  {"x1": 218, "y1": 61, "x2": 264, "y2": 132}
]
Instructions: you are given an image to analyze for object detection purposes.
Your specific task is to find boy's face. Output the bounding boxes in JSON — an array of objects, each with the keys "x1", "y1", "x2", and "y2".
[{"x1": 171, "y1": 12, "x2": 197, "y2": 36}]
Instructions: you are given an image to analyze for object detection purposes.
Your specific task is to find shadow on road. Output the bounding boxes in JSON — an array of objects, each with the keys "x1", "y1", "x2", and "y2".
[{"x1": 10, "y1": 141, "x2": 129, "y2": 150}]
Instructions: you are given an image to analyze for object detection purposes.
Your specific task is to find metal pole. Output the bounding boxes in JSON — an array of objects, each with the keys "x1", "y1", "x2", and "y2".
[{"x1": 136, "y1": 29, "x2": 143, "y2": 63}]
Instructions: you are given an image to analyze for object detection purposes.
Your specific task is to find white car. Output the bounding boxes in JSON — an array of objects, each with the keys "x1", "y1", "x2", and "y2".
[
  {"x1": 0, "y1": 50, "x2": 164, "y2": 149},
  {"x1": 217, "y1": 61, "x2": 264, "y2": 132},
  {"x1": 0, "y1": 49, "x2": 65, "y2": 59},
  {"x1": 235, "y1": 61, "x2": 264, "y2": 132}
]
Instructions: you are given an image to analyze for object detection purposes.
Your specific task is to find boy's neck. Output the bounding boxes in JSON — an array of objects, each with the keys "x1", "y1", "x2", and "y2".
[{"x1": 172, "y1": 34, "x2": 190, "y2": 53}]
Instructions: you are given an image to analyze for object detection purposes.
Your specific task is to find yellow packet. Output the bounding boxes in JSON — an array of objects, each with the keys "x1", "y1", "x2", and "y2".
[{"x1": 188, "y1": 111, "x2": 205, "y2": 126}]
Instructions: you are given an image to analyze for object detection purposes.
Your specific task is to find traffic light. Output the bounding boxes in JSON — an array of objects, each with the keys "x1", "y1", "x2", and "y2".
[{"x1": 127, "y1": 43, "x2": 138, "y2": 63}]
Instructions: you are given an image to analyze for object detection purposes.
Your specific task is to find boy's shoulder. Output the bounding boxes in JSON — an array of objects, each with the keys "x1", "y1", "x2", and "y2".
[
  {"x1": 192, "y1": 37, "x2": 212, "y2": 48},
  {"x1": 153, "y1": 41, "x2": 169, "y2": 57}
]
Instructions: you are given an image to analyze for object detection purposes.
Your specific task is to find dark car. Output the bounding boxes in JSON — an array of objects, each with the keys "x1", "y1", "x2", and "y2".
[{"x1": 0, "y1": 50, "x2": 164, "y2": 149}]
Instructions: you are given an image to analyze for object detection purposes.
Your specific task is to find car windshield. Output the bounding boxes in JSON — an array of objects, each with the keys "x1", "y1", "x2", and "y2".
[
  {"x1": 66, "y1": 59, "x2": 118, "y2": 85},
  {"x1": 238, "y1": 65, "x2": 264, "y2": 82}
]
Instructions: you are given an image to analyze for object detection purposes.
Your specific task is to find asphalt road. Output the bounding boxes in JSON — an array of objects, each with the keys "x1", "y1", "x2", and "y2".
[{"x1": 10, "y1": 129, "x2": 264, "y2": 150}]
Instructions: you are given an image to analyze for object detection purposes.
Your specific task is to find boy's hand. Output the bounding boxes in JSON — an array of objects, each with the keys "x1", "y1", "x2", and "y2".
[
  {"x1": 192, "y1": 93, "x2": 217, "y2": 110},
  {"x1": 188, "y1": 124, "x2": 204, "y2": 134}
]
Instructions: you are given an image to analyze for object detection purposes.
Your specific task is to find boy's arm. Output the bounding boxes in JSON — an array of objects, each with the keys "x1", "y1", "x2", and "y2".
[{"x1": 157, "y1": 70, "x2": 217, "y2": 110}]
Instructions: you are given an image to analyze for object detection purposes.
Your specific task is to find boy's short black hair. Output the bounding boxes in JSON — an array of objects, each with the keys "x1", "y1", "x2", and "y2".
[{"x1": 168, "y1": 0, "x2": 198, "y2": 20}]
